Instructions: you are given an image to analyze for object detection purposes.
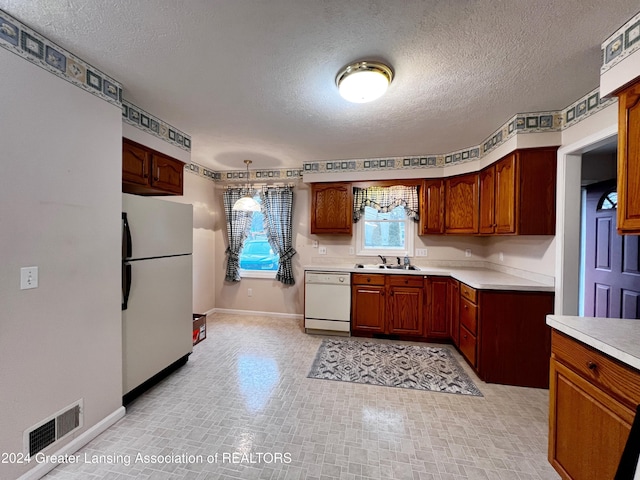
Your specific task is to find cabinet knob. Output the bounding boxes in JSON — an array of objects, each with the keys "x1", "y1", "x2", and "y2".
[
  {"x1": 154, "y1": 177, "x2": 159, "y2": 181},
  {"x1": 404, "y1": 280, "x2": 408, "y2": 284},
  {"x1": 464, "y1": 304, "x2": 468, "y2": 310},
  {"x1": 463, "y1": 334, "x2": 468, "y2": 339},
  {"x1": 587, "y1": 361, "x2": 597, "y2": 370},
  {"x1": 367, "y1": 278, "x2": 370, "y2": 282},
  {"x1": 390, "y1": 291, "x2": 394, "y2": 296}
]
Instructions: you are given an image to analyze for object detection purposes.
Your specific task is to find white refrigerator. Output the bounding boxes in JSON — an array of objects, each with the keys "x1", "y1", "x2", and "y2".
[{"x1": 122, "y1": 193, "x2": 193, "y2": 398}]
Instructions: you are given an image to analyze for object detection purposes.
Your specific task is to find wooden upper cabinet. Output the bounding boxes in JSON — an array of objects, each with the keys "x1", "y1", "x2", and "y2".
[
  {"x1": 515, "y1": 147, "x2": 557, "y2": 235},
  {"x1": 445, "y1": 173, "x2": 479, "y2": 234},
  {"x1": 122, "y1": 138, "x2": 184, "y2": 196},
  {"x1": 494, "y1": 154, "x2": 517, "y2": 234},
  {"x1": 477, "y1": 148, "x2": 556, "y2": 236},
  {"x1": 478, "y1": 165, "x2": 496, "y2": 234},
  {"x1": 150, "y1": 152, "x2": 184, "y2": 195},
  {"x1": 310, "y1": 182, "x2": 353, "y2": 235},
  {"x1": 122, "y1": 139, "x2": 150, "y2": 186},
  {"x1": 616, "y1": 79, "x2": 640, "y2": 234},
  {"x1": 419, "y1": 179, "x2": 445, "y2": 234}
]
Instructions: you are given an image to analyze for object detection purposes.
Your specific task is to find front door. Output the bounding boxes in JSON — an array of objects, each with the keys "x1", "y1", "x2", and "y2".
[{"x1": 584, "y1": 181, "x2": 640, "y2": 318}]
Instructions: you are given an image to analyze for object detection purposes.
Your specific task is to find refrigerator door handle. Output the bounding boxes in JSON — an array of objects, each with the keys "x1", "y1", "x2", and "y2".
[
  {"x1": 122, "y1": 212, "x2": 132, "y2": 259},
  {"x1": 122, "y1": 263, "x2": 132, "y2": 311}
]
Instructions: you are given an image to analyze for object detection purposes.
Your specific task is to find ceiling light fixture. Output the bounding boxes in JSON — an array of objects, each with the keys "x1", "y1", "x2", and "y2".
[
  {"x1": 232, "y1": 160, "x2": 261, "y2": 212},
  {"x1": 336, "y1": 61, "x2": 394, "y2": 103}
]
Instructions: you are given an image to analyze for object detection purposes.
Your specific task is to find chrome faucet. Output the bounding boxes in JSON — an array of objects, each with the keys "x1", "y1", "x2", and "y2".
[{"x1": 378, "y1": 255, "x2": 387, "y2": 264}]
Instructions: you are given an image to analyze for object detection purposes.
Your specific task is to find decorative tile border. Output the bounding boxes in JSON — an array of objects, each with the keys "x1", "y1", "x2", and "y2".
[
  {"x1": 601, "y1": 10, "x2": 640, "y2": 74},
  {"x1": 184, "y1": 162, "x2": 219, "y2": 182},
  {"x1": 0, "y1": 9, "x2": 122, "y2": 107},
  {"x1": 122, "y1": 99, "x2": 191, "y2": 152},
  {"x1": 302, "y1": 87, "x2": 615, "y2": 175},
  {"x1": 220, "y1": 168, "x2": 303, "y2": 183}
]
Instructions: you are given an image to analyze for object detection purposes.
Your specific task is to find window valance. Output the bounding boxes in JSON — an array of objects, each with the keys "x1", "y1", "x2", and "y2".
[{"x1": 353, "y1": 185, "x2": 419, "y2": 223}]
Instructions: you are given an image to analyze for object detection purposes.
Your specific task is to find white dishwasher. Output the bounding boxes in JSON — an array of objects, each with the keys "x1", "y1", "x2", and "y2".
[{"x1": 304, "y1": 271, "x2": 351, "y2": 335}]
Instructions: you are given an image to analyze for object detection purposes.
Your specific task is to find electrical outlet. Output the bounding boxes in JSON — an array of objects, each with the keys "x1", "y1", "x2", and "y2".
[
  {"x1": 312, "y1": 240, "x2": 318, "y2": 248},
  {"x1": 416, "y1": 248, "x2": 428, "y2": 257},
  {"x1": 349, "y1": 247, "x2": 355, "y2": 255},
  {"x1": 20, "y1": 266, "x2": 38, "y2": 289},
  {"x1": 465, "y1": 249, "x2": 472, "y2": 258},
  {"x1": 248, "y1": 288, "x2": 253, "y2": 297},
  {"x1": 318, "y1": 247, "x2": 327, "y2": 255},
  {"x1": 499, "y1": 252, "x2": 504, "y2": 262}
]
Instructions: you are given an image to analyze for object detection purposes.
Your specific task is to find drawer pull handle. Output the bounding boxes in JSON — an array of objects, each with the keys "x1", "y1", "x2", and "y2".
[{"x1": 587, "y1": 361, "x2": 597, "y2": 370}]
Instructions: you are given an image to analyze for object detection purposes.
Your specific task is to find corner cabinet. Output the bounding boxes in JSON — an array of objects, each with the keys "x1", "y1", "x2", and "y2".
[
  {"x1": 549, "y1": 331, "x2": 640, "y2": 479},
  {"x1": 617, "y1": 79, "x2": 640, "y2": 234},
  {"x1": 310, "y1": 182, "x2": 353, "y2": 235},
  {"x1": 444, "y1": 173, "x2": 479, "y2": 234},
  {"x1": 122, "y1": 138, "x2": 184, "y2": 195}
]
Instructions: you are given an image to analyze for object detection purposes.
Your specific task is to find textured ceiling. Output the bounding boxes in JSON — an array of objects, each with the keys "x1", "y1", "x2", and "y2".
[{"x1": 1, "y1": 1, "x2": 638, "y2": 171}]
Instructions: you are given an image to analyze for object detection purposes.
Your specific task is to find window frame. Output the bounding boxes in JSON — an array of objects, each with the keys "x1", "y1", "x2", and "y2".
[
  {"x1": 355, "y1": 205, "x2": 415, "y2": 257},
  {"x1": 238, "y1": 195, "x2": 279, "y2": 279}
]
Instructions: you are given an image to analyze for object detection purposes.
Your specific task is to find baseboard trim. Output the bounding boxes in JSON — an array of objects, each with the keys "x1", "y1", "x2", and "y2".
[
  {"x1": 203, "y1": 307, "x2": 216, "y2": 317},
  {"x1": 213, "y1": 308, "x2": 303, "y2": 320},
  {"x1": 18, "y1": 406, "x2": 126, "y2": 480}
]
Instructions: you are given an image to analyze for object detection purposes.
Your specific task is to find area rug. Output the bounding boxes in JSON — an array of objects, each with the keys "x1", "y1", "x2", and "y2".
[{"x1": 308, "y1": 339, "x2": 483, "y2": 396}]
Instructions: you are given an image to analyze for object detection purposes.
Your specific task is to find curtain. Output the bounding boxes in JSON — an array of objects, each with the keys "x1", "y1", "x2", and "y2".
[
  {"x1": 223, "y1": 188, "x2": 254, "y2": 282},
  {"x1": 353, "y1": 185, "x2": 420, "y2": 223},
  {"x1": 261, "y1": 186, "x2": 297, "y2": 285}
]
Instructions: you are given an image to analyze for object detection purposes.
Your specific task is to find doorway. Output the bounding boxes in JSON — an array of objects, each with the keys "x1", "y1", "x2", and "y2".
[{"x1": 578, "y1": 144, "x2": 640, "y2": 318}]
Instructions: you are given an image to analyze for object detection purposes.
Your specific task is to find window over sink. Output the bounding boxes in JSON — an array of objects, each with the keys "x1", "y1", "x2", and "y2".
[{"x1": 356, "y1": 205, "x2": 414, "y2": 257}]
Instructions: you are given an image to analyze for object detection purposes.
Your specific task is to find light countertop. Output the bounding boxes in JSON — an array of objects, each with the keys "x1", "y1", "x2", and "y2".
[
  {"x1": 303, "y1": 264, "x2": 555, "y2": 292},
  {"x1": 547, "y1": 315, "x2": 640, "y2": 371}
]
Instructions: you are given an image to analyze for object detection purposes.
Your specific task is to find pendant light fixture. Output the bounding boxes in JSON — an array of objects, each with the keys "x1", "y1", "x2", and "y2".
[
  {"x1": 232, "y1": 160, "x2": 261, "y2": 212},
  {"x1": 336, "y1": 61, "x2": 394, "y2": 103}
]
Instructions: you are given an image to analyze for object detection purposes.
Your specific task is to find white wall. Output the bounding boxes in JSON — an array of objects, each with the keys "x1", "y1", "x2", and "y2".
[
  {"x1": 0, "y1": 49, "x2": 123, "y2": 478},
  {"x1": 165, "y1": 172, "x2": 217, "y2": 314}
]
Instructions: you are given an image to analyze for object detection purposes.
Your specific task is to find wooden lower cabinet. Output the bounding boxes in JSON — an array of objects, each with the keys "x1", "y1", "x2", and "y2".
[
  {"x1": 549, "y1": 331, "x2": 640, "y2": 479},
  {"x1": 455, "y1": 284, "x2": 554, "y2": 388},
  {"x1": 426, "y1": 277, "x2": 450, "y2": 339},
  {"x1": 351, "y1": 274, "x2": 424, "y2": 338},
  {"x1": 447, "y1": 279, "x2": 460, "y2": 347}
]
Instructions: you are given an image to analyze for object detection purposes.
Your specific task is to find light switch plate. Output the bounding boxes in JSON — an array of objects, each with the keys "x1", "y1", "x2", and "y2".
[{"x1": 20, "y1": 266, "x2": 38, "y2": 289}]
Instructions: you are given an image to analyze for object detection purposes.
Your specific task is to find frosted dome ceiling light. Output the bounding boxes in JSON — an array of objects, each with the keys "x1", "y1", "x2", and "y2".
[{"x1": 336, "y1": 61, "x2": 393, "y2": 103}]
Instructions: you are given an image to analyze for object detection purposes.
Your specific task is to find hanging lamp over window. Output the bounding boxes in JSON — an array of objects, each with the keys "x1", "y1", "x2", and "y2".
[{"x1": 232, "y1": 160, "x2": 261, "y2": 212}]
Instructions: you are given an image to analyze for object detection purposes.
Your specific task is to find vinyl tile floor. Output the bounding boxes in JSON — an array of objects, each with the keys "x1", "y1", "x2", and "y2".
[{"x1": 45, "y1": 313, "x2": 560, "y2": 480}]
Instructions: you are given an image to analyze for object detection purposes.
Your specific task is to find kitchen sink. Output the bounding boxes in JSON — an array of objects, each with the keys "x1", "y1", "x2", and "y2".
[{"x1": 354, "y1": 263, "x2": 420, "y2": 271}]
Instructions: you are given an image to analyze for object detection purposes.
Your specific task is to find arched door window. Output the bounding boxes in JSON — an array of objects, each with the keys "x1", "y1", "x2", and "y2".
[{"x1": 596, "y1": 187, "x2": 617, "y2": 210}]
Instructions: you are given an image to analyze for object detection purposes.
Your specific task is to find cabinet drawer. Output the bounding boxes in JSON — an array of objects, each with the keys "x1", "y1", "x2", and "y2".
[
  {"x1": 552, "y1": 331, "x2": 640, "y2": 409},
  {"x1": 459, "y1": 325, "x2": 477, "y2": 367},
  {"x1": 460, "y1": 283, "x2": 477, "y2": 303},
  {"x1": 459, "y1": 297, "x2": 477, "y2": 335},
  {"x1": 388, "y1": 275, "x2": 423, "y2": 287},
  {"x1": 352, "y1": 273, "x2": 385, "y2": 286}
]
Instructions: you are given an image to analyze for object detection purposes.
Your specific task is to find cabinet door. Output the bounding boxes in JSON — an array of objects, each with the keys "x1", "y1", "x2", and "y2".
[
  {"x1": 310, "y1": 183, "x2": 353, "y2": 235},
  {"x1": 549, "y1": 359, "x2": 633, "y2": 480},
  {"x1": 617, "y1": 80, "x2": 640, "y2": 234},
  {"x1": 151, "y1": 153, "x2": 184, "y2": 195},
  {"x1": 426, "y1": 277, "x2": 449, "y2": 338},
  {"x1": 445, "y1": 173, "x2": 479, "y2": 234},
  {"x1": 420, "y1": 179, "x2": 444, "y2": 234},
  {"x1": 351, "y1": 285, "x2": 385, "y2": 333},
  {"x1": 447, "y1": 279, "x2": 460, "y2": 347},
  {"x1": 123, "y1": 138, "x2": 150, "y2": 186},
  {"x1": 494, "y1": 154, "x2": 517, "y2": 234},
  {"x1": 478, "y1": 166, "x2": 495, "y2": 234},
  {"x1": 388, "y1": 286, "x2": 424, "y2": 336}
]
